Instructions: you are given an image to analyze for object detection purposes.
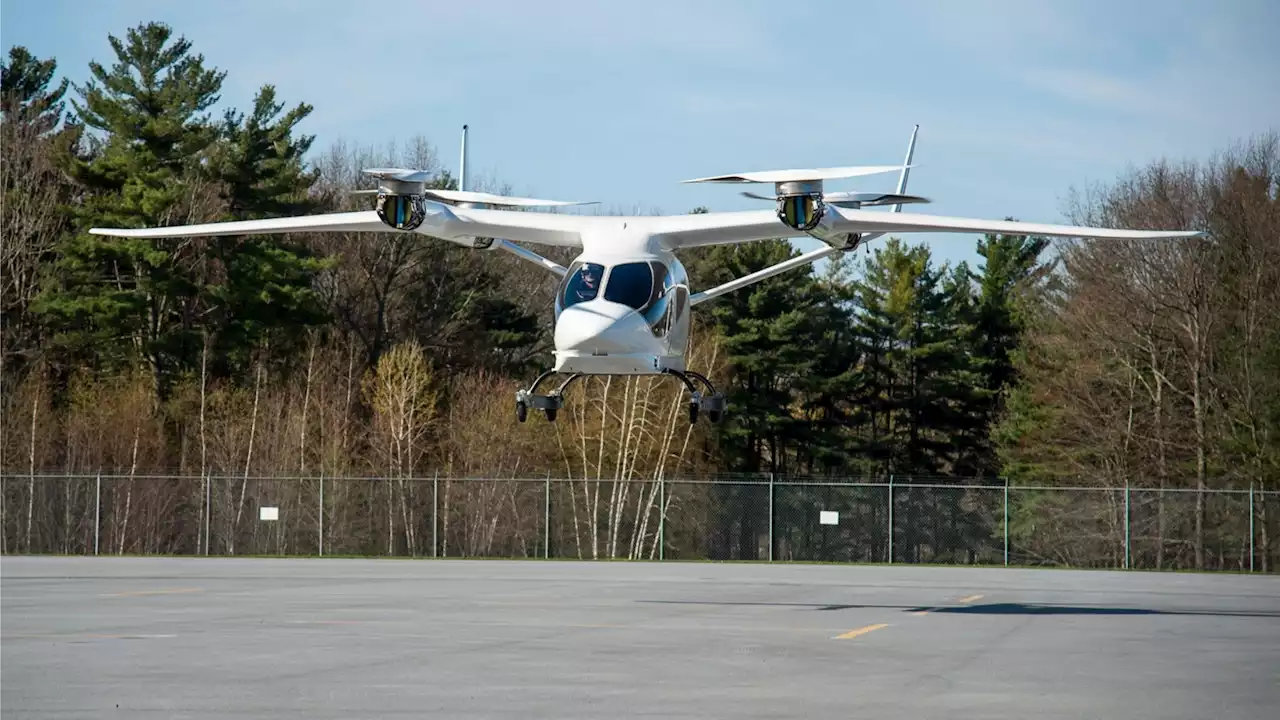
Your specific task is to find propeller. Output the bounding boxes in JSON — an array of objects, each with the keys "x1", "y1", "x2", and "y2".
[
  {"x1": 681, "y1": 165, "x2": 910, "y2": 184},
  {"x1": 422, "y1": 188, "x2": 597, "y2": 208},
  {"x1": 740, "y1": 190, "x2": 930, "y2": 208},
  {"x1": 683, "y1": 163, "x2": 926, "y2": 208},
  {"x1": 363, "y1": 167, "x2": 433, "y2": 183},
  {"x1": 354, "y1": 168, "x2": 597, "y2": 208}
]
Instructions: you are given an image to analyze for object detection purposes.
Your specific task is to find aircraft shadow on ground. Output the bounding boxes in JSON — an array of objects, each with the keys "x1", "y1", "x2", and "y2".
[{"x1": 636, "y1": 600, "x2": 1280, "y2": 618}]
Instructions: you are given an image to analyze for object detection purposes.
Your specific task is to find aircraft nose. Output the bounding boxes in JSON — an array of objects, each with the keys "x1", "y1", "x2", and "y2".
[{"x1": 555, "y1": 302, "x2": 652, "y2": 354}]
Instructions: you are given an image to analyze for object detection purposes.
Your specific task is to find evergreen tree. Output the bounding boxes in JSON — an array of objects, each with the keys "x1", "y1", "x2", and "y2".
[
  {"x1": 939, "y1": 260, "x2": 992, "y2": 477},
  {"x1": 204, "y1": 84, "x2": 329, "y2": 378},
  {"x1": 1, "y1": 46, "x2": 69, "y2": 132},
  {"x1": 688, "y1": 236, "x2": 853, "y2": 559},
  {"x1": 848, "y1": 239, "x2": 990, "y2": 561},
  {"x1": 698, "y1": 238, "x2": 826, "y2": 476},
  {"x1": 850, "y1": 238, "x2": 985, "y2": 477},
  {"x1": 973, "y1": 231, "x2": 1051, "y2": 399},
  {"x1": 793, "y1": 253, "x2": 862, "y2": 474},
  {"x1": 34, "y1": 22, "x2": 226, "y2": 399},
  {"x1": 216, "y1": 84, "x2": 316, "y2": 220},
  {"x1": 967, "y1": 230, "x2": 1052, "y2": 474},
  {"x1": 34, "y1": 24, "x2": 330, "y2": 392}
]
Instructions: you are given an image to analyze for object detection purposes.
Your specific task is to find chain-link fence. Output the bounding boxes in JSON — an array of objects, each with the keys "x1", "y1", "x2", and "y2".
[{"x1": 2, "y1": 473, "x2": 1276, "y2": 572}]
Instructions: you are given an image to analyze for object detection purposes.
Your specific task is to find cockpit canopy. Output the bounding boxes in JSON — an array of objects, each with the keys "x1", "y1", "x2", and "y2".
[
  {"x1": 557, "y1": 259, "x2": 689, "y2": 334},
  {"x1": 561, "y1": 262, "x2": 606, "y2": 307},
  {"x1": 561, "y1": 261, "x2": 664, "y2": 313}
]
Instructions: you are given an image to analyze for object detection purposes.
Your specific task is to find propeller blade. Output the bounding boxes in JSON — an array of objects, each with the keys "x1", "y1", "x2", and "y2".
[
  {"x1": 738, "y1": 190, "x2": 931, "y2": 207},
  {"x1": 346, "y1": 185, "x2": 597, "y2": 208},
  {"x1": 824, "y1": 192, "x2": 931, "y2": 207},
  {"x1": 362, "y1": 167, "x2": 433, "y2": 183},
  {"x1": 683, "y1": 165, "x2": 910, "y2": 184},
  {"x1": 422, "y1": 188, "x2": 597, "y2": 208}
]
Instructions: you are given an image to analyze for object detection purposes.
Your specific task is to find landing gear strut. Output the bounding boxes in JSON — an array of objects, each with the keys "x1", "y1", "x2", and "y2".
[
  {"x1": 515, "y1": 370, "x2": 726, "y2": 425},
  {"x1": 515, "y1": 370, "x2": 584, "y2": 423},
  {"x1": 661, "y1": 368, "x2": 726, "y2": 424}
]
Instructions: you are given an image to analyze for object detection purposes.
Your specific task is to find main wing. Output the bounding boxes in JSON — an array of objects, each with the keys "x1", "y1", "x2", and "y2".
[
  {"x1": 653, "y1": 206, "x2": 1204, "y2": 249},
  {"x1": 88, "y1": 211, "x2": 390, "y2": 238},
  {"x1": 828, "y1": 206, "x2": 1205, "y2": 240},
  {"x1": 89, "y1": 201, "x2": 591, "y2": 248}
]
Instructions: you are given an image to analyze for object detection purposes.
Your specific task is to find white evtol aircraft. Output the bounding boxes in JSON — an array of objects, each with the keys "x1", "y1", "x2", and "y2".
[{"x1": 91, "y1": 125, "x2": 1203, "y2": 425}]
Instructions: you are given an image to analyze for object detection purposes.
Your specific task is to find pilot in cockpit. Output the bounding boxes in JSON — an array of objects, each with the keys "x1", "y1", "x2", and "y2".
[{"x1": 575, "y1": 266, "x2": 599, "y2": 301}]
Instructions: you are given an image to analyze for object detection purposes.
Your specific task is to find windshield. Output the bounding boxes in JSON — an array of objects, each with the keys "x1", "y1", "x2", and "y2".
[
  {"x1": 561, "y1": 262, "x2": 604, "y2": 308},
  {"x1": 603, "y1": 262, "x2": 656, "y2": 310}
]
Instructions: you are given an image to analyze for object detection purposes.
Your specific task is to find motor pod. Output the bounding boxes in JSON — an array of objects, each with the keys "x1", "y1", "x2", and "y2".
[
  {"x1": 774, "y1": 180, "x2": 827, "y2": 232},
  {"x1": 375, "y1": 192, "x2": 425, "y2": 231},
  {"x1": 360, "y1": 170, "x2": 431, "y2": 231}
]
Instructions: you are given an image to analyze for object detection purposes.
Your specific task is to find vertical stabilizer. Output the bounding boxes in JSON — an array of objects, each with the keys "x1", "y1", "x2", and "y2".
[
  {"x1": 459, "y1": 124, "x2": 469, "y2": 192},
  {"x1": 892, "y1": 124, "x2": 919, "y2": 212}
]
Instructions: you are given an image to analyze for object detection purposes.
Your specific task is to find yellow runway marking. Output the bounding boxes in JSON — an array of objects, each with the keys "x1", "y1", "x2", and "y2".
[
  {"x1": 958, "y1": 594, "x2": 984, "y2": 603},
  {"x1": 834, "y1": 623, "x2": 889, "y2": 640},
  {"x1": 101, "y1": 587, "x2": 202, "y2": 598}
]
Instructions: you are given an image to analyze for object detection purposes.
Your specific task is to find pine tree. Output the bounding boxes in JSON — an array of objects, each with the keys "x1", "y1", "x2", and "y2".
[
  {"x1": 967, "y1": 230, "x2": 1052, "y2": 474},
  {"x1": 204, "y1": 84, "x2": 329, "y2": 378},
  {"x1": 216, "y1": 84, "x2": 316, "y2": 220},
  {"x1": 792, "y1": 270, "x2": 861, "y2": 475},
  {"x1": 687, "y1": 237, "x2": 842, "y2": 559},
  {"x1": 848, "y1": 239, "x2": 992, "y2": 561},
  {"x1": 698, "y1": 238, "x2": 826, "y2": 476},
  {"x1": 34, "y1": 22, "x2": 226, "y2": 399},
  {"x1": 850, "y1": 238, "x2": 985, "y2": 477},
  {"x1": 1, "y1": 46, "x2": 69, "y2": 132}
]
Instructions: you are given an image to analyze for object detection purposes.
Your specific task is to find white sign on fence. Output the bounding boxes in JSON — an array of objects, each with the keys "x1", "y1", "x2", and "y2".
[
  {"x1": 259, "y1": 506, "x2": 279, "y2": 521},
  {"x1": 819, "y1": 510, "x2": 839, "y2": 525}
]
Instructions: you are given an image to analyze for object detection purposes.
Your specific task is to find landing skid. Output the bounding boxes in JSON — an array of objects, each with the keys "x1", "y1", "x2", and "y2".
[{"x1": 515, "y1": 369, "x2": 726, "y2": 425}]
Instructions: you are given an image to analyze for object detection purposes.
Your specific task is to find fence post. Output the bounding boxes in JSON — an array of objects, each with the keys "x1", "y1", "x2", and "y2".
[
  {"x1": 768, "y1": 472, "x2": 775, "y2": 562},
  {"x1": 1249, "y1": 483, "x2": 1255, "y2": 573},
  {"x1": 432, "y1": 471, "x2": 439, "y2": 558},
  {"x1": 544, "y1": 473, "x2": 550, "y2": 560},
  {"x1": 204, "y1": 472, "x2": 211, "y2": 555},
  {"x1": 658, "y1": 474, "x2": 665, "y2": 561},
  {"x1": 887, "y1": 474, "x2": 894, "y2": 564},
  {"x1": 1123, "y1": 479, "x2": 1130, "y2": 570},
  {"x1": 94, "y1": 472, "x2": 101, "y2": 556},
  {"x1": 318, "y1": 473, "x2": 324, "y2": 557},
  {"x1": 1003, "y1": 477, "x2": 1009, "y2": 567}
]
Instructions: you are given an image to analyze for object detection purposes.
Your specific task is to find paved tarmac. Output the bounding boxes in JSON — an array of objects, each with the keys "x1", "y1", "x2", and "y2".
[{"x1": 3, "y1": 557, "x2": 1278, "y2": 719}]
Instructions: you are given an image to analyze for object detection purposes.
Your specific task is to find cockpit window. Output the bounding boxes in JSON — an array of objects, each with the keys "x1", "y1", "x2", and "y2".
[
  {"x1": 561, "y1": 262, "x2": 605, "y2": 308},
  {"x1": 603, "y1": 262, "x2": 656, "y2": 310}
]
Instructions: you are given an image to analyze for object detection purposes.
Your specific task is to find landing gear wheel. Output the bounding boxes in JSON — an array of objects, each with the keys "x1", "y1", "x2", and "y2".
[
  {"x1": 689, "y1": 402, "x2": 699, "y2": 424},
  {"x1": 516, "y1": 371, "x2": 581, "y2": 426},
  {"x1": 707, "y1": 409, "x2": 722, "y2": 424}
]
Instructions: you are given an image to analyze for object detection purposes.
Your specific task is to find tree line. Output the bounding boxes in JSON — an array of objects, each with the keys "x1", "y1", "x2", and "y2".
[{"x1": 2, "y1": 22, "x2": 1276, "y2": 570}]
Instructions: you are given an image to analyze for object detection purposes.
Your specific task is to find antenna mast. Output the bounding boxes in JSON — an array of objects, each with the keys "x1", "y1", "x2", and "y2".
[{"x1": 459, "y1": 124, "x2": 468, "y2": 192}]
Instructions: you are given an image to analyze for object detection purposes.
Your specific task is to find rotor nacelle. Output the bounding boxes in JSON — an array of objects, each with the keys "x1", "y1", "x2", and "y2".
[
  {"x1": 360, "y1": 169, "x2": 431, "y2": 231},
  {"x1": 773, "y1": 180, "x2": 827, "y2": 232},
  {"x1": 681, "y1": 164, "x2": 920, "y2": 248},
  {"x1": 358, "y1": 168, "x2": 599, "y2": 239}
]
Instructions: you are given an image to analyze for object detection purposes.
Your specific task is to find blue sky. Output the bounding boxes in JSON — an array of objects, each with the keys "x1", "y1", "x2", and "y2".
[{"x1": 4, "y1": 0, "x2": 1277, "y2": 271}]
